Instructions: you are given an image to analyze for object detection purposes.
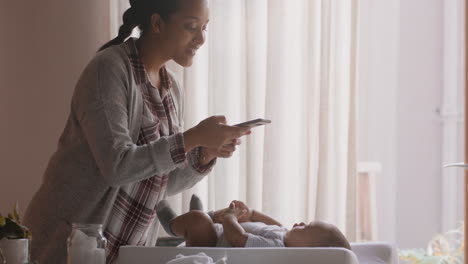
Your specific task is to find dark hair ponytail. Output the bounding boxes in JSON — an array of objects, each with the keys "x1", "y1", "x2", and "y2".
[{"x1": 98, "y1": 0, "x2": 180, "y2": 51}]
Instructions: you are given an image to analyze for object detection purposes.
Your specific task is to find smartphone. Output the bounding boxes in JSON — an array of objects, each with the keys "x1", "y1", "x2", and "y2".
[{"x1": 234, "y1": 118, "x2": 271, "y2": 128}]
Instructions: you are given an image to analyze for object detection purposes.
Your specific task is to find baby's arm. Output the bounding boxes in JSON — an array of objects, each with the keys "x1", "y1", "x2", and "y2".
[
  {"x1": 211, "y1": 208, "x2": 229, "y2": 223},
  {"x1": 250, "y1": 210, "x2": 282, "y2": 227},
  {"x1": 214, "y1": 200, "x2": 282, "y2": 226},
  {"x1": 234, "y1": 201, "x2": 282, "y2": 226},
  {"x1": 221, "y1": 202, "x2": 248, "y2": 247}
]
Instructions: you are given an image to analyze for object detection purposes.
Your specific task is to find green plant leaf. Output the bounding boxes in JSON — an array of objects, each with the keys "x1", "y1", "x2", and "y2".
[
  {"x1": 0, "y1": 214, "x2": 5, "y2": 227},
  {"x1": 13, "y1": 201, "x2": 20, "y2": 223},
  {"x1": 25, "y1": 229, "x2": 32, "y2": 240},
  {"x1": 0, "y1": 218, "x2": 28, "y2": 239}
]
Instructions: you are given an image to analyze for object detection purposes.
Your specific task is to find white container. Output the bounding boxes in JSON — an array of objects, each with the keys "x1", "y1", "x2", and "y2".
[
  {"x1": 0, "y1": 238, "x2": 29, "y2": 264},
  {"x1": 67, "y1": 223, "x2": 107, "y2": 264}
]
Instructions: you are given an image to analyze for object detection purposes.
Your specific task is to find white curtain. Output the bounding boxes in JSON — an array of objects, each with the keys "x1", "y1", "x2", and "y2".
[{"x1": 111, "y1": 0, "x2": 359, "y2": 240}]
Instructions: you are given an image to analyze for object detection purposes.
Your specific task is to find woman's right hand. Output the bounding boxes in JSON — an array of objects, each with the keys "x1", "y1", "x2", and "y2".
[{"x1": 183, "y1": 115, "x2": 251, "y2": 151}]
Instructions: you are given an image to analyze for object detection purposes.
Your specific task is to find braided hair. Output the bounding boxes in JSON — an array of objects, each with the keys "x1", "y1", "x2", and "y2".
[{"x1": 99, "y1": 0, "x2": 180, "y2": 51}]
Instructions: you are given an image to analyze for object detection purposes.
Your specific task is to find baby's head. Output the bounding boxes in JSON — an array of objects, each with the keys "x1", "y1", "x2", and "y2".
[{"x1": 283, "y1": 221, "x2": 351, "y2": 250}]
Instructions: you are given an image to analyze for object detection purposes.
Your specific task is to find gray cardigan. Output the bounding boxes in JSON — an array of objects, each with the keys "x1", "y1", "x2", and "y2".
[{"x1": 24, "y1": 43, "x2": 209, "y2": 263}]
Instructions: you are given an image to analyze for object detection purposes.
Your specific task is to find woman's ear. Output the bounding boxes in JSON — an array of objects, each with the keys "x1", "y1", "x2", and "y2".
[{"x1": 150, "y1": 13, "x2": 164, "y2": 34}]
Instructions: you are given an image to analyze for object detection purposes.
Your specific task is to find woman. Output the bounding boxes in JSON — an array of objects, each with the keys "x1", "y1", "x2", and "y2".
[{"x1": 24, "y1": 0, "x2": 251, "y2": 263}]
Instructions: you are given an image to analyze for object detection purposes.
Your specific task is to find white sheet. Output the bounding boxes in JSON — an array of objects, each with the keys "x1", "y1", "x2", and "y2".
[
  {"x1": 351, "y1": 242, "x2": 398, "y2": 264},
  {"x1": 118, "y1": 246, "x2": 358, "y2": 264},
  {"x1": 117, "y1": 242, "x2": 397, "y2": 264}
]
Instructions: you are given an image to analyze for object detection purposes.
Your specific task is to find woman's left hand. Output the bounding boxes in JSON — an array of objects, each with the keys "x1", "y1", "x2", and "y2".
[{"x1": 199, "y1": 138, "x2": 242, "y2": 165}]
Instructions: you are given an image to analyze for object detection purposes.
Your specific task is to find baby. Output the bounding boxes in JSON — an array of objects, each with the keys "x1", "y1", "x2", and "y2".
[{"x1": 156, "y1": 195, "x2": 351, "y2": 249}]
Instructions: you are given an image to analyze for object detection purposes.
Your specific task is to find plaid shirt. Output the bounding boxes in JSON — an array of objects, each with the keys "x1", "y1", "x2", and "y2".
[{"x1": 104, "y1": 39, "x2": 214, "y2": 263}]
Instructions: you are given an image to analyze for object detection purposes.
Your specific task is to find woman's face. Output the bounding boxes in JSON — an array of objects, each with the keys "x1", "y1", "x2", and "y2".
[{"x1": 158, "y1": 0, "x2": 209, "y2": 67}]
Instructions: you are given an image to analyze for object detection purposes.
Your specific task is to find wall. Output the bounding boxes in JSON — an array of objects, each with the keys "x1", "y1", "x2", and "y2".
[
  {"x1": 359, "y1": 0, "x2": 444, "y2": 249},
  {"x1": 396, "y1": 0, "x2": 443, "y2": 248},
  {"x1": 0, "y1": 0, "x2": 110, "y2": 215}
]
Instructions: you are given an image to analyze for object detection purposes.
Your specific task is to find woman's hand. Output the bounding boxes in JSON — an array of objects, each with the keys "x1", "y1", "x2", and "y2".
[
  {"x1": 183, "y1": 116, "x2": 251, "y2": 152},
  {"x1": 198, "y1": 139, "x2": 242, "y2": 165}
]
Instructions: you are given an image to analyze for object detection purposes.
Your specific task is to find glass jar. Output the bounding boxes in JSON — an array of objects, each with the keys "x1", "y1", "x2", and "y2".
[{"x1": 67, "y1": 223, "x2": 107, "y2": 264}]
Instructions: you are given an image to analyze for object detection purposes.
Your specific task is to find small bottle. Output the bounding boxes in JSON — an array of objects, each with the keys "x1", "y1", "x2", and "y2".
[{"x1": 67, "y1": 223, "x2": 107, "y2": 264}]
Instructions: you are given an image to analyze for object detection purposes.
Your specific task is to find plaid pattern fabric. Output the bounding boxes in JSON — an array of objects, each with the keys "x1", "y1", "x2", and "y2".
[{"x1": 104, "y1": 39, "x2": 212, "y2": 263}]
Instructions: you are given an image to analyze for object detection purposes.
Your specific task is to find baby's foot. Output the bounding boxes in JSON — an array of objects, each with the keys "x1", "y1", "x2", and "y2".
[
  {"x1": 189, "y1": 194, "x2": 215, "y2": 221},
  {"x1": 156, "y1": 200, "x2": 177, "y2": 236},
  {"x1": 189, "y1": 194, "x2": 204, "y2": 211}
]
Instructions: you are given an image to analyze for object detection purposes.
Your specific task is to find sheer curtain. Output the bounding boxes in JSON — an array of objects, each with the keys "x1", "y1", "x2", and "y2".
[{"x1": 111, "y1": 0, "x2": 359, "y2": 240}]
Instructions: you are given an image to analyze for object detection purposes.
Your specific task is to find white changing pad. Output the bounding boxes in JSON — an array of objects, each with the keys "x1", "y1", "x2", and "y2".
[
  {"x1": 351, "y1": 242, "x2": 398, "y2": 264},
  {"x1": 118, "y1": 242, "x2": 397, "y2": 264},
  {"x1": 118, "y1": 246, "x2": 358, "y2": 264}
]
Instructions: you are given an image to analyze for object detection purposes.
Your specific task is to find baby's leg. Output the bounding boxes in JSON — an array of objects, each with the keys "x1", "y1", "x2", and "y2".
[{"x1": 170, "y1": 211, "x2": 218, "y2": 247}]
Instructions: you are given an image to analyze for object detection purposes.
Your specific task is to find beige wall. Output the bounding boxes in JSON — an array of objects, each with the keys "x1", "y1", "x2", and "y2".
[
  {"x1": 396, "y1": 0, "x2": 443, "y2": 248},
  {"x1": 359, "y1": 0, "x2": 444, "y2": 248},
  {"x1": 0, "y1": 1, "x2": 110, "y2": 215}
]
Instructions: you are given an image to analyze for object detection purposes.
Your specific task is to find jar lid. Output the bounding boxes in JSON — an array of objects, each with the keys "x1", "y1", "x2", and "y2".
[{"x1": 71, "y1": 223, "x2": 103, "y2": 229}]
